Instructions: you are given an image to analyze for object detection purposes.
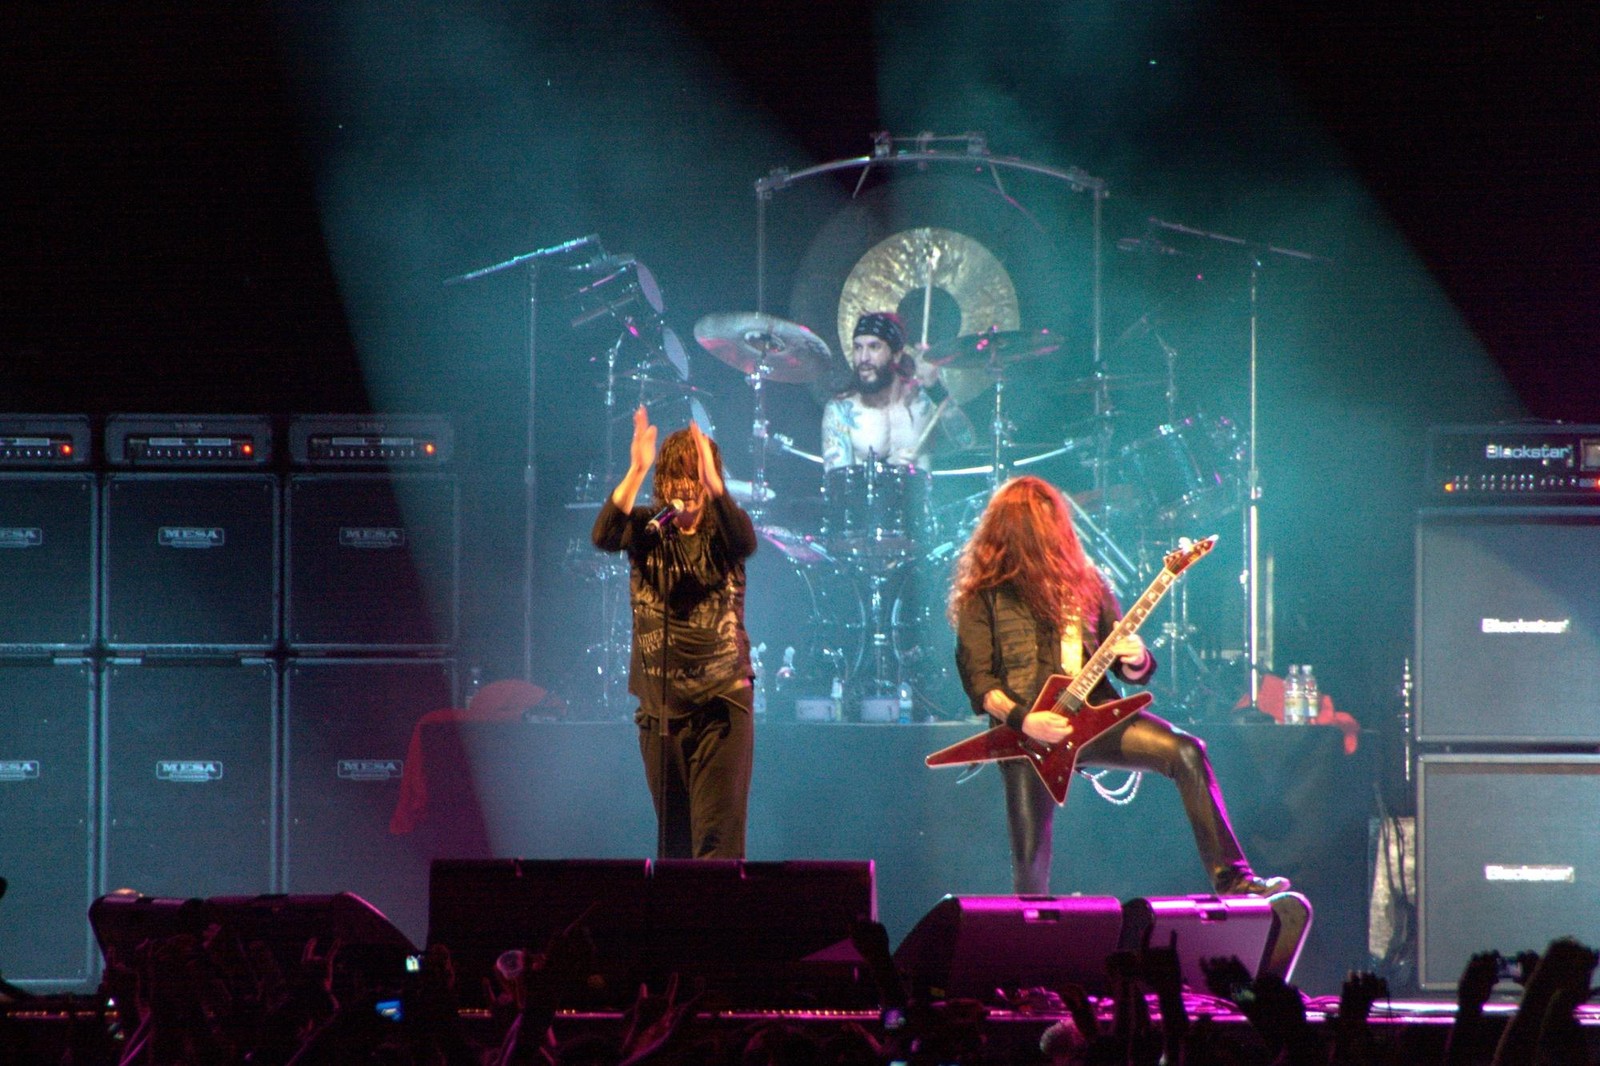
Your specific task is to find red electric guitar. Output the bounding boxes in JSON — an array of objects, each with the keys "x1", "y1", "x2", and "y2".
[{"x1": 925, "y1": 535, "x2": 1217, "y2": 805}]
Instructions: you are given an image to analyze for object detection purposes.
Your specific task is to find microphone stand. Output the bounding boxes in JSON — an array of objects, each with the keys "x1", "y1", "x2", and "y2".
[
  {"x1": 654, "y1": 520, "x2": 674, "y2": 860},
  {"x1": 443, "y1": 234, "x2": 603, "y2": 684},
  {"x1": 1143, "y1": 218, "x2": 1331, "y2": 711}
]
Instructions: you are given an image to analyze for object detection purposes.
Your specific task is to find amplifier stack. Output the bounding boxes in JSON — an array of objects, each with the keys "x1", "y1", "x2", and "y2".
[
  {"x1": 1416, "y1": 423, "x2": 1600, "y2": 987},
  {"x1": 0, "y1": 413, "x2": 457, "y2": 986}
]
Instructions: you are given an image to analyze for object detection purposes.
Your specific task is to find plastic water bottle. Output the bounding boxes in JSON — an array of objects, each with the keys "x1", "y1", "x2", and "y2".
[
  {"x1": 897, "y1": 681, "x2": 914, "y2": 724},
  {"x1": 1282, "y1": 664, "x2": 1308, "y2": 725},
  {"x1": 829, "y1": 676, "x2": 844, "y2": 723},
  {"x1": 1301, "y1": 664, "x2": 1320, "y2": 724}
]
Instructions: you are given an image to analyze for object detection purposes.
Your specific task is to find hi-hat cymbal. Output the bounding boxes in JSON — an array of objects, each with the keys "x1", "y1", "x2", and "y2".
[
  {"x1": 925, "y1": 328, "x2": 1062, "y2": 370},
  {"x1": 693, "y1": 313, "x2": 832, "y2": 384}
]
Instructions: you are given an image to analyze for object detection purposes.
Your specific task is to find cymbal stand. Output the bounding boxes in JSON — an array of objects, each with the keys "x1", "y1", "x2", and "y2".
[
  {"x1": 745, "y1": 362, "x2": 774, "y2": 524},
  {"x1": 986, "y1": 357, "x2": 1016, "y2": 492},
  {"x1": 1148, "y1": 323, "x2": 1207, "y2": 709}
]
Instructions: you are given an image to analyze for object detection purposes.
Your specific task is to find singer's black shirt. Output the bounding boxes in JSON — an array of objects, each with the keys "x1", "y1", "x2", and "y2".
[{"x1": 592, "y1": 493, "x2": 757, "y2": 718}]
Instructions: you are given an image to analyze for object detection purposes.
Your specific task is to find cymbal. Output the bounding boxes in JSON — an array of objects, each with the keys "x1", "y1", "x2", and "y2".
[
  {"x1": 925, "y1": 328, "x2": 1062, "y2": 370},
  {"x1": 1058, "y1": 373, "x2": 1165, "y2": 395},
  {"x1": 693, "y1": 313, "x2": 832, "y2": 384}
]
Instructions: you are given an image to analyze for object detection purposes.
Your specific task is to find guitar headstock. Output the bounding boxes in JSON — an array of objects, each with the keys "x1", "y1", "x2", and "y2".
[{"x1": 1163, "y1": 535, "x2": 1218, "y2": 576}]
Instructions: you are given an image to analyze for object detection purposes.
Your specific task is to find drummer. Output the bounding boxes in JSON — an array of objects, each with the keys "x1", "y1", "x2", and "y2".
[{"x1": 820, "y1": 312, "x2": 943, "y2": 471}]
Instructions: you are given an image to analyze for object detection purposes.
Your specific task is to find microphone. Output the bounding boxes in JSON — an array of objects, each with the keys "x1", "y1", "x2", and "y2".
[{"x1": 645, "y1": 498, "x2": 685, "y2": 535}]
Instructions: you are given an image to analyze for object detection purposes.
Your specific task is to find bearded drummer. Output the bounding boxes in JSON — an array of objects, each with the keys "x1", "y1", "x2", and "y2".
[{"x1": 820, "y1": 312, "x2": 944, "y2": 471}]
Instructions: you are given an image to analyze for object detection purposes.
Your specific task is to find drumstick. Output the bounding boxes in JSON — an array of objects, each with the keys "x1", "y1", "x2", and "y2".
[{"x1": 912, "y1": 396, "x2": 953, "y2": 456}]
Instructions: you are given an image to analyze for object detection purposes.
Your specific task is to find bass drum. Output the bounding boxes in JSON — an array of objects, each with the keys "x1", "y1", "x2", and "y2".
[{"x1": 743, "y1": 547, "x2": 865, "y2": 696}]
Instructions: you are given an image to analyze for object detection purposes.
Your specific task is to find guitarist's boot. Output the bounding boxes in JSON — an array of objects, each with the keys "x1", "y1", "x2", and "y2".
[{"x1": 1216, "y1": 871, "x2": 1292, "y2": 897}]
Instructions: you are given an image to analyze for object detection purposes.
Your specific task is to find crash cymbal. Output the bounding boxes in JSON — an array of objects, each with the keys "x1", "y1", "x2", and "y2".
[
  {"x1": 925, "y1": 328, "x2": 1062, "y2": 370},
  {"x1": 693, "y1": 313, "x2": 832, "y2": 384},
  {"x1": 1057, "y1": 372, "x2": 1165, "y2": 395}
]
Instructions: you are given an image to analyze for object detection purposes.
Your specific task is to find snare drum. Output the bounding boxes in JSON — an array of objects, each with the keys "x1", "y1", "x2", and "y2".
[
  {"x1": 822, "y1": 461, "x2": 932, "y2": 555},
  {"x1": 1119, "y1": 415, "x2": 1243, "y2": 526}
]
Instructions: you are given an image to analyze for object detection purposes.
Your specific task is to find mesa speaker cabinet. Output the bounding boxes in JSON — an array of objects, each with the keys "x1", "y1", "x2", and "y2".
[
  {"x1": 102, "y1": 473, "x2": 278, "y2": 652},
  {"x1": 1416, "y1": 507, "x2": 1600, "y2": 743},
  {"x1": 0, "y1": 660, "x2": 96, "y2": 988},
  {"x1": 102, "y1": 659, "x2": 277, "y2": 899},
  {"x1": 283, "y1": 658, "x2": 453, "y2": 947},
  {"x1": 0, "y1": 473, "x2": 95, "y2": 652},
  {"x1": 1418, "y1": 755, "x2": 1600, "y2": 990},
  {"x1": 286, "y1": 474, "x2": 459, "y2": 651}
]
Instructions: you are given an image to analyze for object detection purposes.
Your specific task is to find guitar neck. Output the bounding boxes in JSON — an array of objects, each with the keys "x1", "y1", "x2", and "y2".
[{"x1": 1061, "y1": 567, "x2": 1178, "y2": 708}]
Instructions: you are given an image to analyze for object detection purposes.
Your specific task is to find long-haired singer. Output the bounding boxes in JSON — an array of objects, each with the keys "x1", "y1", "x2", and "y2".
[{"x1": 592, "y1": 406, "x2": 757, "y2": 859}]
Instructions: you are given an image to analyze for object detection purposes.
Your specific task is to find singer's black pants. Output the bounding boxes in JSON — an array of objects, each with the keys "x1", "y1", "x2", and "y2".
[
  {"x1": 637, "y1": 685, "x2": 754, "y2": 859},
  {"x1": 1002, "y1": 710, "x2": 1250, "y2": 895}
]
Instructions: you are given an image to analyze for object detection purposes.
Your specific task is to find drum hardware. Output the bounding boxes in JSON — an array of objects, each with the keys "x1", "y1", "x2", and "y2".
[
  {"x1": 695, "y1": 312, "x2": 833, "y2": 521},
  {"x1": 756, "y1": 523, "x2": 831, "y2": 566},
  {"x1": 692, "y1": 312, "x2": 832, "y2": 384},
  {"x1": 567, "y1": 254, "x2": 666, "y2": 329},
  {"x1": 1056, "y1": 372, "x2": 1166, "y2": 395},
  {"x1": 923, "y1": 327, "x2": 1063, "y2": 370},
  {"x1": 1116, "y1": 415, "x2": 1245, "y2": 528},
  {"x1": 771, "y1": 432, "x2": 823, "y2": 465}
]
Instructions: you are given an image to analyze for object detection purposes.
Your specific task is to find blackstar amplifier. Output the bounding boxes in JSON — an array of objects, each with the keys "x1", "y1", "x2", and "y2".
[
  {"x1": 106, "y1": 414, "x2": 273, "y2": 468},
  {"x1": 288, "y1": 414, "x2": 453, "y2": 468},
  {"x1": 0, "y1": 414, "x2": 91, "y2": 467},
  {"x1": 1427, "y1": 423, "x2": 1600, "y2": 503}
]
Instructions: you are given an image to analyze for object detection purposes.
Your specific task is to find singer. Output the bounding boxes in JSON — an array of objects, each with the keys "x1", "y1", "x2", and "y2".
[{"x1": 591, "y1": 405, "x2": 758, "y2": 858}]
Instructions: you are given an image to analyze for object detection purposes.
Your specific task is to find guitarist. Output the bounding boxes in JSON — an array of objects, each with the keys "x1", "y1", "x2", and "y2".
[{"x1": 950, "y1": 476, "x2": 1288, "y2": 897}]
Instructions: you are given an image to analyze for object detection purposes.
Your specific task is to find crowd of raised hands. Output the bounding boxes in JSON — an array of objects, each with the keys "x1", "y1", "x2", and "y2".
[{"x1": 57, "y1": 914, "x2": 1599, "y2": 1065}]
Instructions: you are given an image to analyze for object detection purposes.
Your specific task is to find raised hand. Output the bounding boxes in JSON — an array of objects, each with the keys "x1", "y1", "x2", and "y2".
[
  {"x1": 1457, "y1": 951, "x2": 1500, "y2": 1014},
  {"x1": 630, "y1": 405, "x2": 658, "y2": 475},
  {"x1": 686, "y1": 419, "x2": 723, "y2": 497}
]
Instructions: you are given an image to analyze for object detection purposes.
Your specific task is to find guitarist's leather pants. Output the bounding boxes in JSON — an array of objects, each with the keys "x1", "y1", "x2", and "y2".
[{"x1": 1002, "y1": 710, "x2": 1249, "y2": 895}]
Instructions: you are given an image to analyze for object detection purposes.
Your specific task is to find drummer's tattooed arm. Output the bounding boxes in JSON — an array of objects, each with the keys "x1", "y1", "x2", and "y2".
[{"x1": 820, "y1": 398, "x2": 856, "y2": 472}]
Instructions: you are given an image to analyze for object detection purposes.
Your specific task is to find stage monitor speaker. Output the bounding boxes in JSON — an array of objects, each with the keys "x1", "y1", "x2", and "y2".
[
  {"x1": 893, "y1": 895, "x2": 1125, "y2": 999},
  {"x1": 283, "y1": 658, "x2": 454, "y2": 947},
  {"x1": 286, "y1": 473, "x2": 458, "y2": 651},
  {"x1": 1416, "y1": 507, "x2": 1600, "y2": 743},
  {"x1": 102, "y1": 473, "x2": 278, "y2": 652},
  {"x1": 645, "y1": 859, "x2": 877, "y2": 1006},
  {"x1": 91, "y1": 892, "x2": 416, "y2": 1004},
  {"x1": 102, "y1": 659, "x2": 277, "y2": 899},
  {"x1": 1119, "y1": 893, "x2": 1312, "y2": 991},
  {"x1": 1418, "y1": 755, "x2": 1600, "y2": 990},
  {"x1": 428, "y1": 859, "x2": 876, "y2": 1010},
  {"x1": 0, "y1": 474, "x2": 95, "y2": 651},
  {"x1": 0, "y1": 660, "x2": 96, "y2": 987}
]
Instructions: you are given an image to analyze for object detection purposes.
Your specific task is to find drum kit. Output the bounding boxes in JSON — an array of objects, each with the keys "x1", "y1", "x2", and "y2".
[{"x1": 558, "y1": 289, "x2": 1246, "y2": 719}]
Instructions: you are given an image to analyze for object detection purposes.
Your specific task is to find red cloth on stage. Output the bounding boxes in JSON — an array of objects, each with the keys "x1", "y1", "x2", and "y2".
[
  {"x1": 1235, "y1": 673, "x2": 1361, "y2": 755},
  {"x1": 388, "y1": 679, "x2": 553, "y2": 835}
]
